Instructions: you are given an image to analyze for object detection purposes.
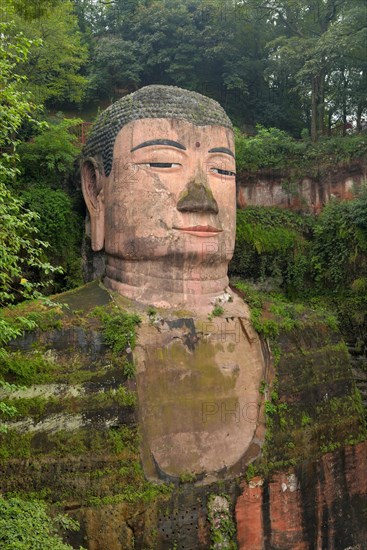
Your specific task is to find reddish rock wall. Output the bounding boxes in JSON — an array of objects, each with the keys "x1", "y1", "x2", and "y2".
[
  {"x1": 237, "y1": 161, "x2": 367, "y2": 212},
  {"x1": 2, "y1": 285, "x2": 366, "y2": 549},
  {"x1": 236, "y1": 441, "x2": 367, "y2": 549}
]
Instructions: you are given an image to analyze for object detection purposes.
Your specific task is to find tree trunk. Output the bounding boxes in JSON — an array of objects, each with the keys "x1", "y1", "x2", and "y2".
[
  {"x1": 318, "y1": 73, "x2": 325, "y2": 136},
  {"x1": 342, "y1": 69, "x2": 347, "y2": 136},
  {"x1": 328, "y1": 110, "x2": 333, "y2": 136},
  {"x1": 357, "y1": 105, "x2": 363, "y2": 132},
  {"x1": 311, "y1": 76, "x2": 319, "y2": 142},
  {"x1": 356, "y1": 69, "x2": 366, "y2": 132},
  {"x1": 311, "y1": 72, "x2": 326, "y2": 141}
]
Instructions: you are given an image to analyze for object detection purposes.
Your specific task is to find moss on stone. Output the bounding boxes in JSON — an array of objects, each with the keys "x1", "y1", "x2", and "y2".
[{"x1": 235, "y1": 280, "x2": 367, "y2": 476}]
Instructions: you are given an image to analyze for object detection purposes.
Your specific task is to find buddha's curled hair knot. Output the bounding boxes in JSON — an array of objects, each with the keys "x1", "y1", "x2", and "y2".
[{"x1": 83, "y1": 85, "x2": 233, "y2": 177}]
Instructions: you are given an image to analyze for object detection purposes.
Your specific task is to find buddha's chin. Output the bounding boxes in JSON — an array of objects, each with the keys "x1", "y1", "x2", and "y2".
[
  {"x1": 106, "y1": 246, "x2": 233, "y2": 267},
  {"x1": 104, "y1": 227, "x2": 233, "y2": 264}
]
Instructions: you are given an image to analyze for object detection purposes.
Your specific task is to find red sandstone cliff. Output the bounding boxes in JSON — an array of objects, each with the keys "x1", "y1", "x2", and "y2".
[
  {"x1": 236, "y1": 441, "x2": 367, "y2": 549},
  {"x1": 237, "y1": 160, "x2": 367, "y2": 212}
]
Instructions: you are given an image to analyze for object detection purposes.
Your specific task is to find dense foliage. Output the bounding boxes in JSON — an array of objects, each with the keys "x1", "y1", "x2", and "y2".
[
  {"x1": 235, "y1": 126, "x2": 367, "y2": 174},
  {"x1": 21, "y1": 187, "x2": 83, "y2": 290},
  {"x1": 17, "y1": 118, "x2": 82, "y2": 186},
  {"x1": 15, "y1": 119, "x2": 84, "y2": 290},
  {"x1": 3, "y1": 0, "x2": 366, "y2": 136},
  {"x1": 0, "y1": 3, "x2": 61, "y2": 311},
  {"x1": 230, "y1": 194, "x2": 367, "y2": 358},
  {"x1": 0, "y1": 183, "x2": 57, "y2": 307},
  {"x1": 231, "y1": 195, "x2": 367, "y2": 294},
  {"x1": 12, "y1": 0, "x2": 88, "y2": 105},
  {"x1": 230, "y1": 207, "x2": 312, "y2": 294},
  {"x1": 71, "y1": 0, "x2": 366, "y2": 137},
  {"x1": 0, "y1": 497, "x2": 83, "y2": 549}
]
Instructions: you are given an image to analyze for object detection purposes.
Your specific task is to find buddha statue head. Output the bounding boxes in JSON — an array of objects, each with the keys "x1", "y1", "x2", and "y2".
[{"x1": 81, "y1": 85, "x2": 236, "y2": 308}]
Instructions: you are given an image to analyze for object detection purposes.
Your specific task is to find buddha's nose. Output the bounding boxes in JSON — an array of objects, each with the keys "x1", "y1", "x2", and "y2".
[{"x1": 177, "y1": 169, "x2": 219, "y2": 214}]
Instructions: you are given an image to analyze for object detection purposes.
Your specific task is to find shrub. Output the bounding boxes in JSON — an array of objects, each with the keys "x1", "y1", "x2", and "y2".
[
  {"x1": 21, "y1": 186, "x2": 83, "y2": 290},
  {"x1": 311, "y1": 195, "x2": 367, "y2": 292},
  {"x1": 0, "y1": 496, "x2": 84, "y2": 549},
  {"x1": 229, "y1": 207, "x2": 312, "y2": 295},
  {"x1": 235, "y1": 127, "x2": 367, "y2": 175},
  {"x1": 17, "y1": 118, "x2": 82, "y2": 188}
]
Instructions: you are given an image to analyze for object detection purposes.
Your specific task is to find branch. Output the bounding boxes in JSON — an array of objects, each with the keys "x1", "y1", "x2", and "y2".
[
  {"x1": 256, "y1": 3, "x2": 304, "y2": 38},
  {"x1": 275, "y1": 8, "x2": 304, "y2": 38}
]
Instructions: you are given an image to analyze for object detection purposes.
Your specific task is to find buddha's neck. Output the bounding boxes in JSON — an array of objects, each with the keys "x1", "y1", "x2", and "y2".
[{"x1": 104, "y1": 257, "x2": 229, "y2": 310}]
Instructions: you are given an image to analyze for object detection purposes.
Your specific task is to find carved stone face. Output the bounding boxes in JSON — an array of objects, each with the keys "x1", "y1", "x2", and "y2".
[
  {"x1": 82, "y1": 115, "x2": 237, "y2": 307},
  {"x1": 104, "y1": 118, "x2": 236, "y2": 264}
]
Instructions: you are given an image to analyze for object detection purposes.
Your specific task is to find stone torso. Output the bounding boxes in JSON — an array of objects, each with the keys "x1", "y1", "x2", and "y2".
[{"x1": 133, "y1": 292, "x2": 268, "y2": 480}]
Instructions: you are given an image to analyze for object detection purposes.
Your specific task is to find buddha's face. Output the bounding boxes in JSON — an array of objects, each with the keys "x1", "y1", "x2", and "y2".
[{"x1": 102, "y1": 118, "x2": 236, "y2": 267}]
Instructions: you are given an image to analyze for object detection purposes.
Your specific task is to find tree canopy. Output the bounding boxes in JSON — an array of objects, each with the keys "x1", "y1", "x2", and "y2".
[
  {"x1": 12, "y1": 1, "x2": 89, "y2": 105},
  {"x1": 70, "y1": 0, "x2": 367, "y2": 136}
]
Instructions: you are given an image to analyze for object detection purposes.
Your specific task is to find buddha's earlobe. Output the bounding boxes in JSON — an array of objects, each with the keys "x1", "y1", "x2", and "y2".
[{"x1": 81, "y1": 159, "x2": 105, "y2": 251}]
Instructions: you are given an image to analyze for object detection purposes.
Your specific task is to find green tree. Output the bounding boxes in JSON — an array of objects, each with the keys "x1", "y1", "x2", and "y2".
[
  {"x1": 0, "y1": 1, "x2": 60, "y2": 423},
  {"x1": 17, "y1": 118, "x2": 82, "y2": 187},
  {"x1": 255, "y1": 0, "x2": 366, "y2": 140},
  {"x1": 21, "y1": 186, "x2": 83, "y2": 291},
  {"x1": 13, "y1": 0, "x2": 89, "y2": 105},
  {"x1": 14, "y1": 119, "x2": 84, "y2": 290},
  {"x1": 312, "y1": 196, "x2": 367, "y2": 291},
  {"x1": 320, "y1": 2, "x2": 367, "y2": 132},
  {"x1": 87, "y1": 0, "x2": 269, "y2": 125},
  {"x1": 0, "y1": 3, "x2": 58, "y2": 307},
  {"x1": 72, "y1": 0, "x2": 104, "y2": 35},
  {"x1": 0, "y1": 4, "x2": 38, "y2": 157},
  {"x1": 13, "y1": 0, "x2": 63, "y2": 20}
]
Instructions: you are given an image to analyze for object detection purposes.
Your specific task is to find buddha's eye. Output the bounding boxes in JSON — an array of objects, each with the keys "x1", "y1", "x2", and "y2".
[
  {"x1": 211, "y1": 167, "x2": 236, "y2": 177},
  {"x1": 142, "y1": 163, "x2": 181, "y2": 168}
]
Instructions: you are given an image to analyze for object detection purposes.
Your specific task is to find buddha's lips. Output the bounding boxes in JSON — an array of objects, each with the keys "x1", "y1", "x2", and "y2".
[
  {"x1": 173, "y1": 225, "x2": 223, "y2": 236},
  {"x1": 174, "y1": 225, "x2": 222, "y2": 232}
]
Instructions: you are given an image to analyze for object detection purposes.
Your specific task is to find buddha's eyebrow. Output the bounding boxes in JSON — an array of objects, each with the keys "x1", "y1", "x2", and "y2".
[
  {"x1": 131, "y1": 139, "x2": 186, "y2": 152},
  {"x1": 208, "y1": 147, "x2": 235, "y2": 158}
]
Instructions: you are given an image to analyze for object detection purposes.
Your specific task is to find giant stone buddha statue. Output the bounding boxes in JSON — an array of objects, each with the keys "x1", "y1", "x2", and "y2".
[{"x1": 81, "y1": 86, "x2": 268, "y2": 479}]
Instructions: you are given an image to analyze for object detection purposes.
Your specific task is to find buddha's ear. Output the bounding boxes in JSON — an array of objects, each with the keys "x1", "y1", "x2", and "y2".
[{"x1": 81, "y1": 158, "x2": 105, "y2": 251}]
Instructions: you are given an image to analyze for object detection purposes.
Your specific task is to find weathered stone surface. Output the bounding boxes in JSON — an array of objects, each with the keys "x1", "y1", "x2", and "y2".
[
  {"x1": 236, "y1": 476, "x2": 264, "y2": 549},
  {"x1": 1, "y1": 283, "x2": 366, "y2": 549},
  {"x1": 236, "y1": 441, "x2": 367, "y2": 549},
  {"x1": 237, "y1": 161, "x2": 367, "y2": 211},
  {"x1": 134, "y1": 293, "x2": 269, "y2": 479},
  {"x1": 82, "y1": 117, "x2": 237, "y2": 310}
]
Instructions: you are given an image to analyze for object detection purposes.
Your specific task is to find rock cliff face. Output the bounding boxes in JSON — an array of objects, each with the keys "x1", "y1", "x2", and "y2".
[
  {"x1": 236, "y1": 441, "x2": 367, "y2": 549},
  {"x1": 237, "y1": 160, "x2": 367, "y2": 212},
  {"x1": 0, "y1": 282, "x2": 366, "y2": 549}
]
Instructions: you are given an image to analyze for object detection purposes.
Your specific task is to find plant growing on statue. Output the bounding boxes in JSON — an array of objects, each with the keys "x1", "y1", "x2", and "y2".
[
  {"x1": 212, "y1": 305, "x2": 224, "y2": 317},
  {"x1": 122, "y1": 359, "x2": 136, "y2": 379},
  {"x1": 207, "y1": 494, "x2": 237, "y2": 550},
  {"x1": 147, "y1": 306, "x2": 157, "y2": 317},
  {"x1": 259, "y1": 379, "x2": 267, "y2": 395},
  {"x1": 245, "y1": 462, "x2": 257, "y2": 482},
  {"x1": 301, "y1": 412, "x2": 312, "y2": 427}
]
